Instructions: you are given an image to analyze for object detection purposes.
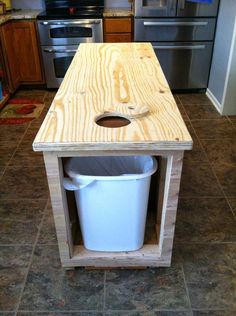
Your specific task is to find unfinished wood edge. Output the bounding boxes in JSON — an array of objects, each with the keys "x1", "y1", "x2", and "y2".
[
  {"x1": 43, "y1": 152, "x2": 73, "y2": 262},
  {"x1": 157, "y1": 152, "x2": 184, "y2": 257},
  {"x1": 51, "y1": 150, "x2": 188, "y2": 157}
]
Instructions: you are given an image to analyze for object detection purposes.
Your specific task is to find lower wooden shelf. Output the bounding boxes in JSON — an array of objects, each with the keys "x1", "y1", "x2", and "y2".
[{"x1": 43, "y1": 151, "x2": 184, "y2": 269}]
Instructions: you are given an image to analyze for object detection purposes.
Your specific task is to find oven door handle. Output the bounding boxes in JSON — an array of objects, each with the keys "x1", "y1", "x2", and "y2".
[
  {"x1": 43, "y1": 48, "x2": 78, "y2": 53},
  {"x1": 40, "y1": 20, "x2": 101, "y2": 26},
  {"x1": 143, "y1": 21, "x2": 208, "y2": 26}
]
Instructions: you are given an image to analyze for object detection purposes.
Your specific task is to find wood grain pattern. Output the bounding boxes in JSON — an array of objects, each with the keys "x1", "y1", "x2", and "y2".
[
  {"x1": 33, "y1": 43, "x2": 192, "y2": 152},
  {"x1": 104, "y1": 18, "x2": 132, "y2": 33}
]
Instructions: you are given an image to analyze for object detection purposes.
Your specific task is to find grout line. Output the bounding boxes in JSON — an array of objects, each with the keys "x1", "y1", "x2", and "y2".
[
  {"x1": 181, "y1": 264, "x2": 193, "y2": 316},
  {"x1": 14, "y1": 198, "x2": 50, "y2": 315},
  {"x1": 226, "y1": 115, "x2": 236, "y2": 131}
]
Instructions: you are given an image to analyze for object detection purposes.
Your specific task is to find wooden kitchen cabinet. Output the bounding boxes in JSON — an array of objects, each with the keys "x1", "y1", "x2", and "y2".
[
  {"x1": 13, "y1": 21, "x2": 44, "y2": 84},
  {"x1": 0, "y1": 22, "x2": 20, "y2": 93},
  {"x1": 0, "y1": 20, "x2": 44, "y2": 93},
  {"x1": 104, "y1": 18, "x2": 132, "y2": 43}
]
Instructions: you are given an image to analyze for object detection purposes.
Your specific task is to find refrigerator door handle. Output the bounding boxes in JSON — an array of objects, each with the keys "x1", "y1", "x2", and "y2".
[
  {"x1": 143, "y1": 21, "x2": 208, "y2": 26},
  {"x1": 179, "y1": 0, "x2": 186, "y2": 10},
  {"x1": 152, "y1": 45, "x2": 206, "y2": 50}
]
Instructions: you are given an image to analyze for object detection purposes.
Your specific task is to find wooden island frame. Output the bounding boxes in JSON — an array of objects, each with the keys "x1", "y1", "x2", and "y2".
[{"x1": 33, "y1": 43, "x2": 192, "y2": 269}]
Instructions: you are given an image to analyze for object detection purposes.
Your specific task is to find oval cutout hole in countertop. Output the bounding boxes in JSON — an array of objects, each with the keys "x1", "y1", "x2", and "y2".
[{"x1": 96, "y1": 115, "x2": 131, "y2": 128}]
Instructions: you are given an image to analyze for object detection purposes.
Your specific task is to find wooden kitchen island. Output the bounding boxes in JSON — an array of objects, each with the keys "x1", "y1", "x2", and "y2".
[{"x1": 33, "y1": 43, "x2": 192, "y2": 269}]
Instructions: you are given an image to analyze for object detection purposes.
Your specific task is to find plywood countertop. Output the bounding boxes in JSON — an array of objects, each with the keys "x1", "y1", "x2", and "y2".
[{"x1": 33, "y1": 43, "x2": 193, "y2": 152}]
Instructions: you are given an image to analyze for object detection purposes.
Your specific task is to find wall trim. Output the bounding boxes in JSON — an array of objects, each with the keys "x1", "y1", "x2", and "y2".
[
  {"x1": 221, "y1": 16, "x2": 236, "y2": 106},
  {"x1": 206, "y1": 89, "x2": 223, "y2": 114}
]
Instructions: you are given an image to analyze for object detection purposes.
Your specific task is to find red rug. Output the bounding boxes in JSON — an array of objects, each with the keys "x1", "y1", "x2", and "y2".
[{"x1": 0, "y1": 98, "x2": 44, "y2": 125}]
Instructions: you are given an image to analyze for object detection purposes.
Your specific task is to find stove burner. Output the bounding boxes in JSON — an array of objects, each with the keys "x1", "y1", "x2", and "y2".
[
  {"x1": 37, "y1": 8, "x2": 104, "y2": 20},
  {"x1": 37, "y1": 1, "x2": 104, "y2": 20}
]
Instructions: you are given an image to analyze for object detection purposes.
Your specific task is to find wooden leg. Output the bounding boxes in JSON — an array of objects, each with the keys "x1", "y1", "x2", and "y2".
[
  {"x1": 43, "y1": 152, "x2": 73, "y2": 266},
  {"x1": 157, "y1": 151, "x2": 184, "y2": 266}
]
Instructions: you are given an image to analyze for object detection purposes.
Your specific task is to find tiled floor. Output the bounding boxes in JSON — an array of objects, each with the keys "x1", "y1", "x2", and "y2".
[{"x1": 0, "y1": 89, "x2": 235, "y2": 315}]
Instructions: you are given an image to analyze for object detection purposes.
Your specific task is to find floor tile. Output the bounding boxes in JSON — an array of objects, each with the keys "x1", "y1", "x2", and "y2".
[
  {"x1": 179, "y1": 243, "x2": 236, "y2": 309},
  {"x1": 0, "y1": 165, "x2": 48, "y2": 199},
  {"x1": 0, "y1": 142, "x2": 17, "y2": 166},
  {"x1": 173, "y1": 95, "x2": 181, "y2": 105},
  {"x1": 184, "y1": 122, "x2": 208, "y2": 163},
  {"x1": 177, "y1": 104, "x2": 189, "y2": 121},
  {"x1": 19, "y1": 245, "x2": 104, "y2": 311},
  {"x1": 228, "y1": 116, "x2": 236, "y2": 128},
  {"x1": 200, "y1": 138, "x2": 236, "y2": 166},
  {"x1": 9, "y1": 140, "x2": 44, "y2": 167},
  {"x1": 0, "y1": 246, "x2": 32, "y2": 311},
  {"x1": 180, "y1": 162, "x2": 222, "y2": 197},
  {"x1": 0, "y1": 166, "x2": 5, "y2": 178},
  {"x1": 0, "y1": 124, "x2": 29, "y2": 142},
  {"x1": 37, "y1": 211, "x2": 57, "y2": 245},
  {"x1": 0, "y1": 199, "x2": 46, "y2": 244},
  {"x1": 191, "y1": 119, "x2": 236, "y2": 140},
  {"x1": 0, "y1": 199, "x2": 46, "y2": 222},
  {"x1": 212, "y1": 163, "x2": 236, "y2": 197},
  {"x1": 183, "y1": 103, "x2": 222, "y2": 120},
  {"x1": 105, "y1": 267, "x2": 190, "y2": 311},
  {"x1": 14, "y1": 90, "x2": 47, "y2": 102},
  {"x1": 22, "y1": 126, "x2": 41, "y2": 142},
  {"x1": 17, "y1": 313, "x2": 103, "y2": 316},
  {"x1": 178, "y1": 94, "x2": 212, "y2": 105},
  {"x1": 175, "y1": 198, "x2": 236, "y2": 242},
  {"x1": 0, "y1": 245, "x2": 32, "y2": 269}
]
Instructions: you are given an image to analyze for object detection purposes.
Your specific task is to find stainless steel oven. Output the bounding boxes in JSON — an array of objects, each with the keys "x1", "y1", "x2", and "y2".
[
  {"x1": 37, "y1": 19, "x2": 103, "y2": 88},
  {"x1": 37, "y1": 0, "x2": 104, "y2": 88}
]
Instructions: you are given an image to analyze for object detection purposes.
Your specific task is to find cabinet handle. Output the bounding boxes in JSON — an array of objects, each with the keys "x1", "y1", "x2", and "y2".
[
  {"x1": 40, "y1": 20, "x2": 101, "y2": 26},
  {"x1": 43, "y1": 48, "x2": 78, "y2": 53}
]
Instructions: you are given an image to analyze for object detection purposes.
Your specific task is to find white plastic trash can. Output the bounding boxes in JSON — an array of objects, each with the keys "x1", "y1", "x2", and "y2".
[{"x1": 63, "y1": 156, "x2": 157, "y2": 252}]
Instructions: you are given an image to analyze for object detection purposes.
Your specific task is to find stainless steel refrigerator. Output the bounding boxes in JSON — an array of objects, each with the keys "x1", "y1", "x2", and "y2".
[{"x1": 134, "y1": 0, "x2": 220, "y2": 90}]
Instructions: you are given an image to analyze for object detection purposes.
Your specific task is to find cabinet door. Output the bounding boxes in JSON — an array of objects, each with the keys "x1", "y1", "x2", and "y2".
[
  {"x1": 13, "y1": 21, "x2": 44, "y2": 83},
  {"x1": 0, "y1": 22, "x2": 20, "y2": 93},
  {"x1": 104, "y1": 18, "x2": 132, "y2": 33},
  {"x1": 104, "y1": 18, "x2": 132, "y2": 43}
]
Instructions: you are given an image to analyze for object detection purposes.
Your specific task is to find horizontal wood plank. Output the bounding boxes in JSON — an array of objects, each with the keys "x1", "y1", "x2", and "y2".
[
  {"x1": 105, "y1": 33, "x2": 132, "y2": 43},
  {"x1": 33, "y1": 43, "x2": 192, "y2": 152}
]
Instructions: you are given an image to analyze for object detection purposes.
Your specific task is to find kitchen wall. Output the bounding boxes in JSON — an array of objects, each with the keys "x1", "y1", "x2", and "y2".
[
  {"x1": 105, "y1": 0, "x2": 131, "y2": 8},
  {"x1": 11, "y1": 0, "x2": 131, "y2": 10},
  {"x1": 207, "y1": 0, "x2": 236, "y2": 115},
  {"x1": 11, "y1": 0, "x2": 44, "y2": 9}
]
